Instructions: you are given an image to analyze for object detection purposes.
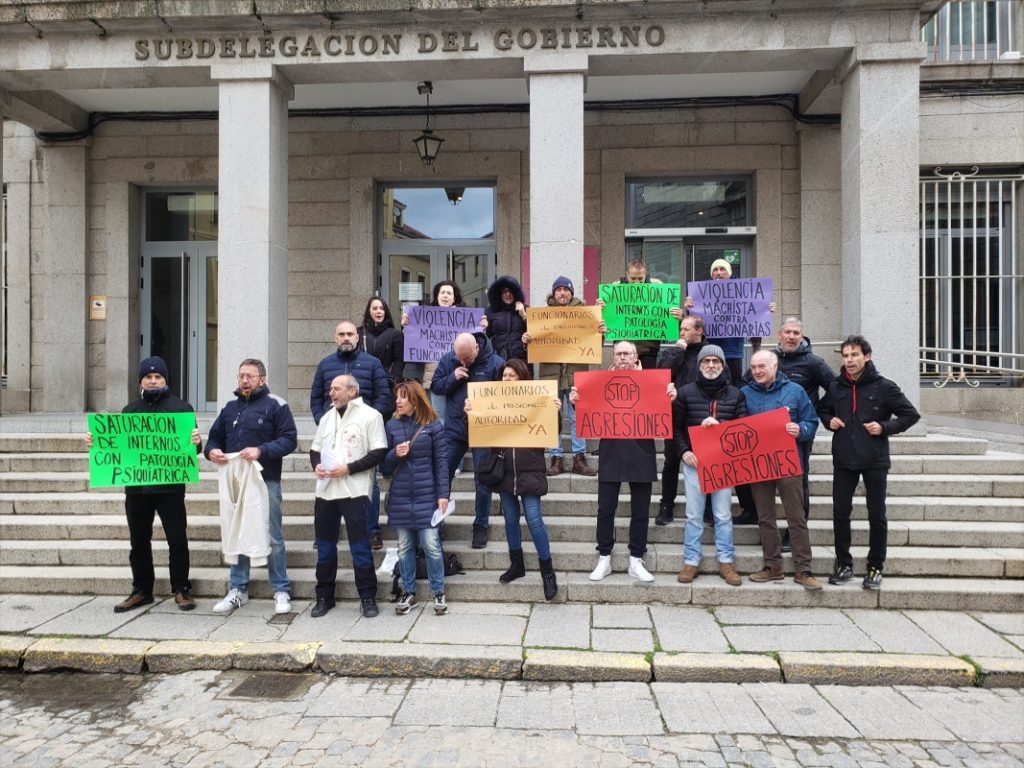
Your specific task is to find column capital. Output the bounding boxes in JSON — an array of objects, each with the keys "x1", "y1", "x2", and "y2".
[
  {"x1": 209, "y1": 62, "x2": 294, "y2": 100},
  {"x1": 837, "y1": 42, "x2": 926, "y2": 83},
  {"x1": 523, "y1": 52, "x2": 589, "y2": 76}
]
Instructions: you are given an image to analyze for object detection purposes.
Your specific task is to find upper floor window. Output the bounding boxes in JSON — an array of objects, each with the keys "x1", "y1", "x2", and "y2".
[
  {"x1": 923, "y1": 0, "x2": 1022, "y2": 63},
  {"x1": 626, "y1": 179, "x2": 752, "y2": 229}
]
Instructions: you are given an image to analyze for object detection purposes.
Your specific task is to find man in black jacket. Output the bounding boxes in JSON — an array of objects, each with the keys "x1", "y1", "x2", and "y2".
[
  {"x1": 86, "y1": 356, "x2": 202, "y2": 613},
  {"x1": 818, "y1": 335, "x2": 920, "y2": 590},
  {"x1": 207, "y1": 358, "x2": 299, "y2": 615}
]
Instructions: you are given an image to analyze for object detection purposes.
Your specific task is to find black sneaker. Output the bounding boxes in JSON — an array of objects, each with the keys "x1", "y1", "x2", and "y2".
[
  {"x1": 780, "y1": 530, "x2": 792, "y2": 553},
  {"x1": 862, "y1": 566, "x2": 883, "y2": 590},
  {"x1": 655, "y1": 501, "x2": 674, "y2": 526},
  {"x1": 828, "y1": 563, "x2": 855, "y2": 585},
  {"x1": 471, "y1": 525, "x2": 488, "y2": 549},
  {"x1": 361, "y1": 597, "x2": 380, "y2": 618}
]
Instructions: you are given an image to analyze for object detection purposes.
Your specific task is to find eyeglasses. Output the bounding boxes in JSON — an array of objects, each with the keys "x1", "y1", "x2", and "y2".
[
  {"x1": 237, "y1": 373, "x2": 263, "y2": 381},
  {"x1": 699, "y1": 359, "x2": 723, "y2": 366}
]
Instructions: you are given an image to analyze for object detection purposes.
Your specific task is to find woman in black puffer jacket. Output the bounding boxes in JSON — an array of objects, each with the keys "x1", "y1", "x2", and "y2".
[
  {"x1": 484, "y1": 275, "x2": 528, "y2": 362},
  {"x1": 359, "y1": 297, "x2": 404, "y2": 389},
  {"x1": 465, "y1": 358, "x2": 559, "y2": 600}
]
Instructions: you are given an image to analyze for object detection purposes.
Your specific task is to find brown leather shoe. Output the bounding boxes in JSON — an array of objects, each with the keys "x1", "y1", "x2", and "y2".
[
  {"x1": 571, "y1": 454, "x2": 597, "y2": 476},
  {"x1": 677, "y1": 564, "x2": 699, "y2": 583},
  {"x1": 174, "y1": 589, "x2": 196, "y2": 611},
  {"x1": 113, "y1": 591, "x2": 154, "y2": 613},
  {"x1": 748, "y1": 567, "x2": 784, "y2": 583},
  {"x1": 546, "y1": 456, "x2": 564, "y2": 476},
  {"x1": 794, "y1": 571, "x2": 823, "y2": 591},
  {"x1": 719, "y1": 563, "x2": 742, "y2": 587}
]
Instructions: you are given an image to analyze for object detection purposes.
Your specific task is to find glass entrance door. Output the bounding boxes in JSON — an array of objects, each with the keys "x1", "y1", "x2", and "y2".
[
  {"x1": 139, "y1": 191, "x2": 218, "y2": 410},
  {"x1": 380, "y1": 243, "x2": 495, "y2": 311},
  {"x1": 623, "y1": 239, "x2": 752, "y2": 285}
]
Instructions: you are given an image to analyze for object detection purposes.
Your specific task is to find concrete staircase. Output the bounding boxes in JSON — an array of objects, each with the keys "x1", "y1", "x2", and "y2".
[{"x1": 1, "y1": 430, "x2": 1022, "y2": 610}]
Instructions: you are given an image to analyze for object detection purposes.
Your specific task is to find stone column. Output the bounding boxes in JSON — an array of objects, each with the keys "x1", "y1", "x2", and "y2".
[
  {"x1": 840, "y1": 44, "x2": 924, "y2": 405},
  {"x1": 1, "y1": 121, "x2": 34, "y2": 412},
  {"x1": 39, "y1": 141, "x2": 89, "y2": 412},
  {"x1": 525, "y1": 55, "x2": 587, "y2": 306},
  {"x1": 212, "y1": 63, "x2": 292, "y2": 406}
]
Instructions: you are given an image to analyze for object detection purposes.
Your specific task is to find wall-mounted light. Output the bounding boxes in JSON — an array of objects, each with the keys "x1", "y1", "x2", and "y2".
[{"x1": 412, "y1": 81, "x2": 444, "y2": 166}]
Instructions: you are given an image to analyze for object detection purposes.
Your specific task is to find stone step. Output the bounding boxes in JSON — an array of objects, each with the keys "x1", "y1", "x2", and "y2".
[
  {"x1": 1, "y1": 537, "x2": 1019, "y2": 579},
  {"x1": 1, "y1": 564, "x2": 1020, "y2": 611},
  {"x1": 0, "y1": 431, "x2": 993, "y2": 456},
  {"x1": 5, "y1": 470, "x2": 1023, "y2": 500},
  {"x1": 4, "y1": 491, "x2": 1022, "y2": 522},
  {"x1": 4, "y1": 451, "x2": 1022, "y2": 477},
  {"x1": 3, "y1": 513, "x2": 1022, "y2": 552}
]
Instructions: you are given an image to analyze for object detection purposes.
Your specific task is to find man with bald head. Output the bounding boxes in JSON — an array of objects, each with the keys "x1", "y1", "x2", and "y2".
[
  {"x1": 741, "y1": 350, "x2": 821, "y2": 590},
  {"x1": 431, "y1": 331, "x2": 505, "y2": 548}
]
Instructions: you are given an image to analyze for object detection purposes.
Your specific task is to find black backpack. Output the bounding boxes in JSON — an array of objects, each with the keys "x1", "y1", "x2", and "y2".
[{"x1": 389, "y1": 546, "x2": 465, "y2": 601}]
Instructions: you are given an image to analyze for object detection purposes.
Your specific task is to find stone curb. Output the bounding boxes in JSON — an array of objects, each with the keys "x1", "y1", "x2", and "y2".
[
  {"x1": 779, "y1": 652, "x2": 977, "y2": 687},
  {"x1": 653, "y1": 652, "x2": 781, "y2": 683},
  {"x1": 0, "y1": 635, "x2": 35, "y2": 669},
  {"x1": 146, "y1": 640, "x2": 239, "y2": 673},
  {"x1": 523, "y1": 649, "x2": 650, "y2": 682},
  {"x1": 22, "y1": 637, "x2": 154, "y2": 673},
  {"x1": 317, "y1": 641, "x2": 521, "y2": 679},
  {"x1": 234, "y1": 641, "x2": 320, "y2": 671},
  {"x1": 975, "y1": 656, "x2": 1024, "y2": 688}
]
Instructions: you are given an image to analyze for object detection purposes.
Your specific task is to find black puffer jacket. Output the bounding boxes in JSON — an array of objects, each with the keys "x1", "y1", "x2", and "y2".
[
  {"x1": 359, "y1": 320, "x2": 404, "y2": 386},
  {"x1": 775, "y1": 337, "x2": 835, "y2": 407},
  {"x1": 673, "y1": 372, "x2": 748, "y2": 454},
  {"x1": 485, "y1": 275, "x2": 527, "y2": 362},
  {"x1": 818, "y1": 361, "x2": 920, "y2": 470},
  {"x1": 658, "y1": 339, "x2": 707, "y2": 389},
  {"x1": 488, "y1": 447, "x2": 549, "y2": 496}
]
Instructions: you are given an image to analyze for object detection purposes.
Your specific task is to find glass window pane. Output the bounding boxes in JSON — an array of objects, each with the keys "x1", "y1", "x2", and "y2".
[
  {"x1": 627, "y1": 180, "x2": 750, "y2": 228},
  {"x1": 382, "y1": 187, "x2": 494, "y2": 240},
  {"x1": 146, "y1": 191, "x2": 218, "y2": 242}
]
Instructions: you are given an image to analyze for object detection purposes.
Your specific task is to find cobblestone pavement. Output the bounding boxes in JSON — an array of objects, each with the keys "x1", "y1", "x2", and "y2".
[{"x1": 2, "y1": 672, "x2": 1022, "y2": 767}]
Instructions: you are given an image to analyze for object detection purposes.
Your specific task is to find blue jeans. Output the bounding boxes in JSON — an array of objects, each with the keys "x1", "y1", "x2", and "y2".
[
  {"x1": 229, "y1": 479, "x2": 291, "y2": 594},
  {"x1": 365, "y1": 469, "x2": 381, "y2": 537},
  {"x1": 499, "y1": 492, "x2": 551, "y2": 560},
  {"x1": 397, "y1": 526, "x2": 445, "y2": 594},
  {"x1": 430, "y1": 392, "x2": 447, "y2": 425},
  {"x1": 549, "y1": 388, "x2": 586, "y2": 458},
  {"x1": 682, "y1": 465, "x2": 735, "y2": 566},
  {"x1": 446, "y1": 435, "x2": 491, "y2": 529}
]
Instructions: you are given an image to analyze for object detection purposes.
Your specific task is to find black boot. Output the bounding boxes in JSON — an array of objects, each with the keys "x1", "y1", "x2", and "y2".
[
  {"x1": 539, "y1": 557, "x2": 558, "y2": 601},
  {"x1": 499, "y1": 548, "x2": 526, "y2": 583},
  {"x1": 655, "y1": 500, "x2": 674, "y2": 526}
]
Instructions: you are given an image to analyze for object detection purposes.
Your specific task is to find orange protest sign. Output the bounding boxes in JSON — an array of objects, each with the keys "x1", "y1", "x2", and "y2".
[
  {"x1": 525, "y1": 306, "x2": 602, "y2": 364},
  {"x1": 466, "y1": 380, "x2": 559, "y2": 448},
  {"x1": 687, "y1": 408, "x2": 802, "y2": 494},
  {"x1": 573, "y1": 369, "x2": 672, "y2": 439}
]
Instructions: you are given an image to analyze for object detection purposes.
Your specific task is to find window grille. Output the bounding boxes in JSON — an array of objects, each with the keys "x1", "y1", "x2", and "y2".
[{"x1": 922, "y1": 0, "x2": 1022, "y2": 63}]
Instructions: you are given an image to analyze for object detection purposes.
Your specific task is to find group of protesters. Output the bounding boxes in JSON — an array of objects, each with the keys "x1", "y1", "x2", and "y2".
[{"x1": 90, "y1": 258, "x2": 919, "y2": 620}]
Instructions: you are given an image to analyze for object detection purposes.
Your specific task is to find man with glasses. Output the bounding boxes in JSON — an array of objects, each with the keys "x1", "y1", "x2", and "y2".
[
  {"x1": 570, "y1": 341, "x2": 677, "y2": 583},
  {"x1": 207, "y1": 358, "x2": 299, "y2": 615}
]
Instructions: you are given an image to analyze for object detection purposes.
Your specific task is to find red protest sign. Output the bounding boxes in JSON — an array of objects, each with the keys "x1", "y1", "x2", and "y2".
[
  {"x1": 574, "y1": 369, "x2": 672, "y2": 439},
  {"x1": 687, "y1": 408, "x2": 802, "y2": 494}
]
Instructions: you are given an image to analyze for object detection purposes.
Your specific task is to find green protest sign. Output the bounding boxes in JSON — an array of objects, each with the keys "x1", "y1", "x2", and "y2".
[
  {"x1": 598, "y1": 282, "x2": 681, "y2": 342},
  {"x1": 88, "y1": 412, "x2": 199, "y2": 488}
]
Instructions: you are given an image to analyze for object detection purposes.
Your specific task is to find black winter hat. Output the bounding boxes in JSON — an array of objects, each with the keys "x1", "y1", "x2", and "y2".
[
  {"x1": 138, "y1": 356, "x2": 170, "y2": 383},
  {"x1": 551, "y1": 275, "x2": 575, "y2": 295}
]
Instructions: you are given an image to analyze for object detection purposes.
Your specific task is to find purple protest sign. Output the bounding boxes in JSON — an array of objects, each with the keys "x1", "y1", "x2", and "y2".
[
  {"x1": 685, "y1": 277, "x2": 773, "y2": 339},
  {"x1": 402, "y1": 304, "x2": 485, "y2": 363}
]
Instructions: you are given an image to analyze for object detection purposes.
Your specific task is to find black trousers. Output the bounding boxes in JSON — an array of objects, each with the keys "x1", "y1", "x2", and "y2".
[
  {"x1": 124, "y1": 492, "x2": 190, "y2": 595},
  {"x1": 314, "y1": 497, "x2": 378, "y2": 600},
  {"x1": 659, "y1": 438, "x2": 682, "y2": 506},
  {"x1": 833, "y1": 467, "x2": 889, "y2": 571},
  {"x1": 596, "y1": 481, "x2": 652, "y2": 558},
  {"x1": 797, "y1": 439, "x2": 813, "y2": 519}
]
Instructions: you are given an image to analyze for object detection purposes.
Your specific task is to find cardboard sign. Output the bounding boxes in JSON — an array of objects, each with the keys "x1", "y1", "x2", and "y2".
[
  {"x1": 402, "y1": 305, "x2": 485, "y2": 363},
  {"x1": 466, "y1": 380, "x2": 559, "y2": 448},
  {"x1": 687, "y1": 407, "x2": 801, "y2": 494},
  {"x1": 88, "y1": 412, "x2": 199, "y2": 488},
  {"x1": 686, "y1": 277, "x2": 773, "y2": 339},
  {"x1": 525, "y1": 305, "x2": 602, "y2": 364},
  {"x1": 598, "y1": 282, "x2": 681, "y2": 342},
  {"x1": 573, "y1": 369, "x2": 672, "y2": 439}
]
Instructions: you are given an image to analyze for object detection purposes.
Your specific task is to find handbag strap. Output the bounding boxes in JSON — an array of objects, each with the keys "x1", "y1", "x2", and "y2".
[{"x1": 391, "y1": 423, "x2": 427, "y2": 476}]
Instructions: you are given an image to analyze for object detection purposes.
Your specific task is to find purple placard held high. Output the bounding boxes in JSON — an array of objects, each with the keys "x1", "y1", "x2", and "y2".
[
  {"x1": 685, "y1": 277, "x2": 773, "y2": 339},
  {"x1": 403, "y1": 304, "x2": 485, "y2": 363}
]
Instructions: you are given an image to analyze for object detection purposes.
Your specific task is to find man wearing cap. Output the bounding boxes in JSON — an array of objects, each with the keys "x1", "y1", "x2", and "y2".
[
  {"x1": 522, "y1": 275, "x2": 597, "y2": 477},
  {"x1": 85, "y1": 356, "x2": 202, "y2": 613},
  {"x1": 206, "y1": 358, "x2": 299, "y2": 616},
  {"x1": 673, "y1": 345, "x2": 747, "y2": 586}
]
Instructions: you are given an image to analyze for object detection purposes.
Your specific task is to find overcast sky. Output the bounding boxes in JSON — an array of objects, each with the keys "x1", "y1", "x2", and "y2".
[{"x1": 393, "y1": 187, "x2": 494, "y2": 239}]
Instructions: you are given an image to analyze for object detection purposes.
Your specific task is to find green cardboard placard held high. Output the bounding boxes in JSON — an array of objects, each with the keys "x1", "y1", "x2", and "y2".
[
  {"x1": 599, "y1": 282, "x2": 681, "y2": 342},
  {"x1": 88, "y1": 412, "x2": 200, "y2": 488}
]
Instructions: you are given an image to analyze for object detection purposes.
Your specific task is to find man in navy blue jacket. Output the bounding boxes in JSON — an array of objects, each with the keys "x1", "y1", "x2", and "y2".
[
  {"x1": 309, "y1": 320, "x2": 393, "y2": 548},
  {"x1": 207, "y1": 358, "x2": 298, "y2": 615}
]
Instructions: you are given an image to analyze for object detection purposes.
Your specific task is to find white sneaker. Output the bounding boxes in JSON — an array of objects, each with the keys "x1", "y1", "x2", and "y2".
[
  {"x1": 213, "y1": 588, "x2": 248, "y2": 614},
  {"x1": 273, "y1": 592, "x2": 291, "y2": 615},
  {"x1": 628, "y1": 556, "x2": 655, "y2": 583},
  {"x1": 589, "y1": 555, "x2": 612, "y2": 581}
]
